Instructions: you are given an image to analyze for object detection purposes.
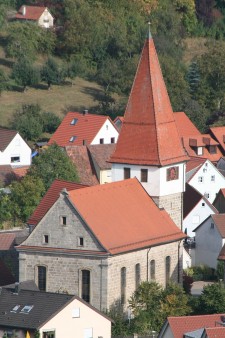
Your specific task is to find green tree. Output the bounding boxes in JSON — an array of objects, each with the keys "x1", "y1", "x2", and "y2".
[
  {"x1": 161, "y1": 282, "x2": 191, "y2": 317},
  {"x1": 10, "y1": 104, "x2": 44, "y2": 141},
  {"x1": 0, "y1": 191, "x2": 13, "y2": 228},
  {"x1": 10, "y1": 175, "x2": 45, "y2": 223},
  {"x1": 0, "y1": 69, "x2": 8, "y2": 96},
  {"x1": 42, "y1": 111, "x2": 61, "y2": 133},
  {"x1": 28, "y1": 144, "x2": 79, "y2": 190},
  {"x1": 195, "y1": 283, "x2": 225, "y2": 314},
  {"x1": 12, "y1": 57, "x2": 40, "y2": 92},
  {"x1": 41, "y1": 58, "x2": 65, "y2": 89}
]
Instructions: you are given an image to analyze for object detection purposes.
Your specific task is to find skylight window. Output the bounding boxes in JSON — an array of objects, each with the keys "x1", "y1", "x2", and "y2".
[
  {"x1": 20, "y1": 305, "x2": 34, "y2": 314},
  {"x1": 71, "y1": 118, "x2": 78, "y2": 125},
  {"x1": 70, "y1": 136, "x2": 77, "y2": 142},
  {"x1": 11, "y1": 305, "x2": 20, "y2": 313}
]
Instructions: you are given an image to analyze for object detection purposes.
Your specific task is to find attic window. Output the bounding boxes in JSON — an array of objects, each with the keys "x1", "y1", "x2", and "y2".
[
  {"x1": 78, "y1": 237, "x2": 84, "y2": 247},
  {"x1": 20, "y1": 305, "x2": 33, "y2": 314},
  {"x1": 197, "y1": 147, "x2": 203, "y2": 155},
  {"x1": 71, "y1": 118, "x2": 78, "y2": 125},
  {"x1": 202, "y1": 202, "x2": 205, "y2": 207},
  {"x1": 70, "y1": 136, "x2": 77, "y2": 142},
  {"x1": 208, "y1": 145, "x2": 217, "y2": 154},
  {"x1": 11, "y1": 156, "x2": 20, "y2": 163},
  {"x1": 11, "y1": 305, "x2": 20, "y2": 313},
  {"x1": 111, "y1": 137, "x2": 115, "y2": 144},
  {"x1": 60, "y1": 216, "x2": 67, "y2": 226},
  {"x1": 43, "y1": 235, "x2": 49, "y2": 244}
]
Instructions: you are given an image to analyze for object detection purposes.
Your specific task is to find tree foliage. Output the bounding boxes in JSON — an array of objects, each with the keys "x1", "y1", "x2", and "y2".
[
  {"x1": 41, "y1": 58, "x2": 65, "y2": 89},
  {"x1": 193, "y1": 282, "x2": 225, "y2": 314},
  {"x1": 12, "y1": 57, "x2": 40, "y2": 91},
  {"x1": 28, "y1": 144, "x2": 79, "y2": 190}
]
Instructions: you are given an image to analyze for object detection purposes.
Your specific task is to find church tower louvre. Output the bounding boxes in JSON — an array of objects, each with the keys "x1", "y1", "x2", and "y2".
[{"x1": 110, "y1": 27, "x2": 189, "y2": 229}]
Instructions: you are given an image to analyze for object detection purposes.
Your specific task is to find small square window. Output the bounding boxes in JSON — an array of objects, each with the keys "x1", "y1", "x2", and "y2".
[
  {"x1": 78, "y1": 237, "x2": 84, "y2": 247},
  {"x1": 100, "y1": 138, "x2": 104, "y2": 144},
  {"x1": 70, "y1": 136, "x2": 77, "y2": 142},
  {"x1": 111, "y1": 137, "x2": 115, "y2": 144},
  {"x1": 60, "y1": 216, "x2": 67, "y2": 226},
  {"x1": 202, "y1": 202, "x2": 205, "y2": 207},
  {"x1": 71, "y1": 118, "x2": 78, "y2": 125},
  {"x1": 11, "y1": 156, "x2": 20, "y2": 163},
  {"x1": 211, "y1": 175, "x2": 215, "y2": 182},
  {"x1": 124, "y1": 167, "x2": 130, "y2": 179},
  {"x1": 44, "y1": 235, "x2": 49, "y2": 244},
  {"x1": 141, "y1": 169, "x2": 148, "y2": 182}
]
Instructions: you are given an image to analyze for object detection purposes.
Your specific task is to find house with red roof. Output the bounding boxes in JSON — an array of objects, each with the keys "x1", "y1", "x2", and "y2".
[
  {"x1": 210, "y1": 126, "x2": 225, "y2": 156},
  {"x1": 213, "y1": 188, "x2": 225, "y2": 213},
  {"x1": 0, "y1": 128, "x2": 31, "y2": 167},
  {"x1": 15, "y1": 5, "x2": 54, "y2": 28},
  {"x1": 187, "y1": 159, "x2": 225, "y2": 204},
  {"x1": 194, "y1": 214, "x2": 225, "y2": 269},
  {"x1": 48, "y1": 111, "x2": 119, "y2": 147},
  {"x1": 158, "y1": 313, "x2": 225, "y2": 338}
]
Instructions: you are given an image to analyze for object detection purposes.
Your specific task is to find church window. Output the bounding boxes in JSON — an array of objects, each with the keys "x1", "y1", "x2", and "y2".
[
  {"x1": 135, "y1": 263, "x2": 141, "y2": 289},
  {"x1": 150, "y1": 260, "x2": 155, "y2": 280},
  {"x1": 165, "y1": 256, "x2": 171, "y2": 285},
  {"x1": 124, "y1": 168, "x2": 130, "y2": 180},
  {"x1": 121, "y1": 267, "x2": 126, "y2": 305},
  {"x1": 82, "y1": 270, "x2": 91, "y2": 303},
  {"x1": 100, "y1": 138, "x2": 104, "y2": 144},
  {"x1": 141, "y1": 169, "x2": 148, "y2": 182},
  {"x1": 37, "y1": 266, "x2": 47, "y2": 291}
]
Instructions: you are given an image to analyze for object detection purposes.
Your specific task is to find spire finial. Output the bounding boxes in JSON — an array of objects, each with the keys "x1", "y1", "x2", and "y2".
[{"x1": 148, "y1": 21, "x2": 152, "y2": 39}]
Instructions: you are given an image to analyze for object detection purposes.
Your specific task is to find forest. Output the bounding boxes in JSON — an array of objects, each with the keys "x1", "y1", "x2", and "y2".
[{"x1": 1, "y1": 0, "x2": 225, "y2": 133}]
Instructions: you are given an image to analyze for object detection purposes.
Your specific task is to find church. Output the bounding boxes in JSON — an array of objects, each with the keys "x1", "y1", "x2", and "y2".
[{"x1": 17, "y1": 29, "x2": 188, "y2": 311}]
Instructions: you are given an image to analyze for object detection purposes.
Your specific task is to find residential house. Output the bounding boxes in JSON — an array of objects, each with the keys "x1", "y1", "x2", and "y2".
[
  {"x1": 213, "y1": 188, "x2": 225, "y2": 213},
  {"x1": 174, "y1": 112, "x2": 222, "y2": 162},
  {"x1": 158, "y1": 313, "x2": 225, "y2": 338},
  {"x1": 183, "y1": 183, "x2": 218, "y2": 237},
  {"x1": 0, "y1": 128, "x2": 31, "y2": 167},
  {"x1": 17, "y1": 30, "x2": 188, "y2": 311},
  {"x1": 48, "y1": 111, "x2": 119, "y2": 147},
  {"x1": 187, "y1": 159, "x2": 225, "y2": 204},
  {"x1": 0, "y1": 285, "x2": 111, "y2": 338},
  {"x1": 15, "y1": 6, "x2": 54, "y2": 28},
  {"x1": 17, "y1": 178, "x2": 186, "y2": 311},
  {"x1": 194, "y1": 214, "x2": 225, "y2": 269},
  {"x1": 27, "y1": 179, "x2": 88, "y2": 232},
  {"x1": 210, "y1": 126, "x2": 225, "y2": 156}
]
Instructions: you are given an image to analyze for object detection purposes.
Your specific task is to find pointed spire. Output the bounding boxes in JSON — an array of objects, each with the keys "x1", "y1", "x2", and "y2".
[{"x1": 110, "y1": 31, "x2": 189, "y2": 166}]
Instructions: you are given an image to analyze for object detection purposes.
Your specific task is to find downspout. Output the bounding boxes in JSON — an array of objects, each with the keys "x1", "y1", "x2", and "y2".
[
  {"x1": 100, "y1": 259, "x2": 103, "y2": 311},
  {"x1": 147, "y1": 248, "x2": 151, "y2": 281}
]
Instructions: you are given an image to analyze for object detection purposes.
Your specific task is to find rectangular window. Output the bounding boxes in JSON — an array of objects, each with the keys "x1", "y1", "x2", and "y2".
[
  {"x1": 204, "y1": 192, "x2": 210, "y2": 199},
  {"x1": 43, "y1": 235, "x2": 49, "y2": 244},
  {"x1": 202, "y1": 202, "x2": 205, "y2": 207},
  {"x1": 111, "y1": 137, "x2": 115, "y2": 144},
  {"x1": 43, "y1": 331, "x2": 55, "y2": 338},
  {"x1": 124, "y1": 167, "x2": 130, "y2": 180},
  {"x1": 11, "y1": 156, "x2": 20, "y2": 163},
  {"x1": 208, "y1": 145, "x2": 216, "y2": 154},
  {"x1": 38, "y1": 266, "x2": 46, "y2": 291},
  {"x1": 78, "y1": 237, "x2": 84, "y2": 247},
  {"x1": 82, "y1": 270, "x2": 90, "y2": 303},
  {"x1": 60, "y1": 216, "x2": 67, "y2": 226},
  {"x1": 211, "y1": 223, "x2": 214, "y2": 229},
  {"x1": 69, "y1": 136, "x2": 76, "y2": 142},
  {"x1": 197, "y1": 147, "x2": 203, "y2": 155},
  {"x1": 198, "y1": 176, "x2": 203, "y2": 183},
  {"x1": 72, "y1": 307, "x2": 80, "y2": 318},
  {"x1": 100, "y1": 138, "x2": 104, "y2": 144},
  {"x1": 141, "y1": 169, "x2": 148, "y2": 182},
  {"x1": 211, "y1": 175, "x2": 215, "y2": 182}
]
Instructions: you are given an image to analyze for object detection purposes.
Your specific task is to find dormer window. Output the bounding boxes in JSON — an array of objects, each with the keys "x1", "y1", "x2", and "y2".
[
  {"x1": 197, "y1": 147, "x2": 203, "y2": 155},
  {"x1": 208, "y1": 145, "x2": 217, "y2": 154},
  {"x1": 71, "y1": 118, "x2": 78, "y2": 125},
  {"x1": 70, "y1": 136, "x2": 77, "y2": 142}
]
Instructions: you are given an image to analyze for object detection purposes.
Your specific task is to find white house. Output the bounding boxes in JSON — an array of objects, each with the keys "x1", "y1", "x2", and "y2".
[
  {"x1": 0, "y1": 286, "x2": 112, "y2": 338},
  {"x1": 0, "y1": 128, "x2": 31, "y2": 167},
  {"x1": 194, "y1": 214, "x2": 225, "y2": 269},
  {"x1": 187, "y1": 159, "x2": 225, "y2": 204},
  {"x1": 15, "y1": 6, "x2": 54, "y2": 28},
  {"x1": 183, "y1": 183, "x2": 218, "y2": 237},
  {"x1": 48, "y1": 111, "x2": 119, "y2": 147}
]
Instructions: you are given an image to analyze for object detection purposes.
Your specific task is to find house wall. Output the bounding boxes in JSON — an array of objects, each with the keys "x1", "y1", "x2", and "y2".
[
  {"x1": 92, "y1": 120, "x2": 119, "y2": 145},
  {"x1": 214, "y1": 194, "x2": 225, "y2": 213},
  {"x1": 188, "y1": 160, "x2": 225, "y2": 203},
  {"x1": 183, "y1": 199, "x2": 216, "y2": 237},
  {"x1": 158, "y1": 325, "x2": 174, "y2": 338},
  {"x1": 195, "y1": 217, "x2": 223, "y2": 269},
  {"x1": 40, "y1": 298, "x2": 111, "y2": 338},
  {"x1": 38, "y1": 9, "x2": 54, "y2": 28},
  {"x1": 100, "y1": 169, "x2": 112, "y2": 184},
  {"x1": 0, "y1": 134, "x2": 31, "y2": 166}
]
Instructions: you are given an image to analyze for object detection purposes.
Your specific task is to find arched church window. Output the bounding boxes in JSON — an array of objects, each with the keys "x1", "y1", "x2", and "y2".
[
  {"x1": 121, "y1": 267, "x2": 126, "y2": 305},
  {"x1": 165, "y1": 256, "x2": 171, "y2": 285},
  {"x1": 82, "y1": 269, "x2": 91, "y2": 303},
  {"x1": 150, "y1": 260, "x2": 155, "y2": 280},
  {"x1": 135, "y1": 263, "x2": 141, "y2": 289},
  {"x1": 37, "y1": 265, "x2": 47, "y2": 291}
]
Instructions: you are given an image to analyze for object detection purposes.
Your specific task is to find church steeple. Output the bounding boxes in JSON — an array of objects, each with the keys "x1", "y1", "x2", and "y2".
[{"x1": 110, "y1": 29, "x2": 188, "y2": 166}]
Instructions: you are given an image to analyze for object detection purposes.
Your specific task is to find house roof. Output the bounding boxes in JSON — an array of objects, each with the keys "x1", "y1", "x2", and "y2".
[
  {"x1": 110, "y1": 34, "x2": 188, "y2": 166},
  {"x1": 211, "y1": 214, "x2": 225, "y2": 238},
  {"x1": 88, "y1": 144, "x2": 116, "y2": 169},
  {"x1": 174, "y1": 112, "x2": 201, "y2": 137},
  {"x1": 183, "y1": 184, "x2": 217, "y2": 219},
  {"x1": 66, "y1": 146, "x2": 99, "y2": 185},
  {"x1": 210, "y1": 126, "x2": 225, "y2": 153},
  {"x1": 15, "y1": 6, "x2": 47, "y2": 21},
  {"x1": 186, "y1": 158, "x2": 206, "y2": 173},
  {"x1": 27, "y1": 179, "x2": 88, "y2": 227},
  {"x1": 159, "y1": 314, "x2": 225, "y2": 338},
  {"x1": 0, "y1": 233, "x2": 16, "y2": 250},
  {"x1": 48, "y1": 112, "x2": 112, "y2": 147},
  {"x1": 67, "y1": 178, "x2": 186, "y2": 255},
  {"x1": 0, "y1": 259, "x2": 16, "y2": 286},
  {"x1": 204, "y1": 327, "x2": 225, "y2": 337},
  {"x1": 0, "y1": 128, "x2": 17, "y2": 152}
]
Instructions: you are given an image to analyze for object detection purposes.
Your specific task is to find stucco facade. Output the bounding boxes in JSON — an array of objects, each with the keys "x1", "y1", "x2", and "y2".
[{"x1": 0, "y1": 133, "x2": 31, "y2": 166}]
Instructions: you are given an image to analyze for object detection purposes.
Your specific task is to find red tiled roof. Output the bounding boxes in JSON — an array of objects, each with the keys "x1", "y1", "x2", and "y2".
[
  {"x1": 186, "y1": 158, "x2": 206, "y2": 172},
  {"x1": 68, "y1": 178, "x2": 186, "y2": 255},
  {"x1": 166, "y1": 314, "x2": 225, "y2": 338},
  {"x1": 205, "y1": 327, "x2": 225, "y2": 337},
  {"x1": 0, "y1": 128, "x2": 17, "y2": 151},
  {"x1": 66, "y1": 146, "x2": 99, "y2": 186},
  {"x1": 174, "y1": 112, "x2": 201, "y2": 137},
  {"x1": 27, "y1": 179, "x2": 88, "y2": 226},
  {"x1": 15, "y1": 6, "x2": 47, "y2": 21},
  {"x1": 210, "y1": 126, "x2": 225, "y2": 153},
  {"x1": 110, "y1": 35, "x2": 188, "y2": 166},
  {"x1": 88, "y1": 144, "x2": 116, "y2": 169},
  {"x1": 218, "y1": 244, "x2": 225, "y2": 260},
  {"x1": 13, "y1": 166, "x2": 30, "y2": 178},
  {"x1": 0, "y1": 233, "x2": 16, "y2": 250},
  {"x1": 48, "y1": 112, "x2": 111, "y2": 147}
]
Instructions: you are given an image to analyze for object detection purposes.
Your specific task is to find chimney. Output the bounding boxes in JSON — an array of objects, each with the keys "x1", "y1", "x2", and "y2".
[
  {"x1": 22, "y1": 5, "x2": 26, "y2": 16},
  {"x1": 83, "y1": 109, "x2": 88, "y2": 115},
  {"x1": 14, "y1": 282, "x2": 20, "y2": 294}
]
